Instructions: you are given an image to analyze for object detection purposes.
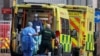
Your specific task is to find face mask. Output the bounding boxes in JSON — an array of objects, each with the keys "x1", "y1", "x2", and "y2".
[{"x1": 34, "y1": 18, "x2": 38, "y2": 21}]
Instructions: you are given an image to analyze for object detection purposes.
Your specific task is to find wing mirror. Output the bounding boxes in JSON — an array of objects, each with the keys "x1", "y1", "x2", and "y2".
[{"x1": 71, "y1": 29, "x2": 77, "y2": 37}]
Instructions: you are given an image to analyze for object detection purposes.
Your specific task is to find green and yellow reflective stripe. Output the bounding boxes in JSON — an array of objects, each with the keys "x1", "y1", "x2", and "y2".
[
  {"x1": 66, "y1": 35, "x2": 68, "y2": 43},
  {"x1": 88, "y1": 34, "x2": 91, "y2": 42},
  {"x1": 60, "y1": 34, "x2": 62, "y2": 43},
  {"x1": 91, "y1": 34, "x2": 94, "y2": 50},
  {"x1": 65, "y1": 35, "x2": 71, "y2": 43},
  {"x1": 90, "y1": 34, "x2": 94, "y2": 51},
  {"x1": 63, "y1": 44, "x2": 71, "y2": 52},
  {"x1": 88, "y1": 34, "x2": 89, "y2": 41},
  {"x1": 91, "y1": 43, "x2": 93, "y2": 50},
  {"x1": 60, "y1": 34, "x2": 64, "y2": 43},
  {"x1": 90, "y1": 42, "x2": 93, "y2": 51},
  {"x1": 60, "y1": 34, "x2": 72, "y2": 52},
  {"x1": 91, "y1": 34, "x2": 93, "y2": 42},
  {"x1": 60, "y1": 35, "x2": 71, "y2": 43},
  {"x1": 92, "y1": 34, "x2": 94, "y2": 50},
  {"x1": 63, "y1": 44, "x2": 65, "y2": 52},
  {"x1": 86, "y1": 34, "x2": 90, "y2": 51},
  {"x1": 63, "y1": 44, "x2": 68, "y2": 52},
  {"x1": 89, "y1": 42, "x2": 91, "y2": 50},
  {"x1": 62, "y1": 35, "x2": 65, "y2": 43},
  {"x1": 86, "y1": 42, "x2": 91, "y2": 51},
  {"x1": 68, "y1": 43, "x2": 71, "y2": 52},
  {"x1": 86, "y1": 42, "x2": 89, "y2": 51},
  {"x1": 86, "y1": 34, "x2": 94, "y2": 51}
]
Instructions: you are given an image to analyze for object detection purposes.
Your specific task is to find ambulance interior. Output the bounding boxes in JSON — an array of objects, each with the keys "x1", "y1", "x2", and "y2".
[
  {"x1": 14, "y1": 8, "x2": 55, "y2": 33},
  {"x1": 12, "y1": 7, "x2": 56, "y2": 53}
]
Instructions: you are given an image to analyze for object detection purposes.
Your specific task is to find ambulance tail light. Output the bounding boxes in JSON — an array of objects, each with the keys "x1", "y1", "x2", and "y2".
[{"x1": 55, "y1": 31, "x2": 60, "y2": 46}]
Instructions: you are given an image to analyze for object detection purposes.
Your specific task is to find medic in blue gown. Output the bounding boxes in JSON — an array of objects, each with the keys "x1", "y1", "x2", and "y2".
[{"x1": 21, "y1": 22, "x2": 38, "y2": 56}]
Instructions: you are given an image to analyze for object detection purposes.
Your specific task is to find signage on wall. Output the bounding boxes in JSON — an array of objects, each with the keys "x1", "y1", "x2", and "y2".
[{"x1": 1, "y1": 8, "x2": 12, "y2": 14}]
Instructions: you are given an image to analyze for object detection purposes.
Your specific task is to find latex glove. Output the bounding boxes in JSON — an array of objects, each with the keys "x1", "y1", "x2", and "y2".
[
  {"x1": 56, "y1": 38, "x2": 59, "y2": 42},
  {"x1": 28, "y1": 33, "x2": 32, "y2": 36},
  {"x1": 32, "y1": 39, "x2": 37, "y2": 44}
]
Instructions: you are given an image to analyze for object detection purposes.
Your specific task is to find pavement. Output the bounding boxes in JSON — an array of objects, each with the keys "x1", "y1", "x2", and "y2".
[{"x1": 0, "y1": 53, "x2": 11, "y2": 56}]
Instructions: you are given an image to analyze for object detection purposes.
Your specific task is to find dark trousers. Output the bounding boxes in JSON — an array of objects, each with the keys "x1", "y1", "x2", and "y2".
[
  {"x1": 72, "y1": 47, "x2": 79, "y2": 56},
  {"x1": 38, "y1": 41, "x2": 52, "y2": 54},
  {"x1": 93, "y1": 43, "x2": 97, "y2": 56}
]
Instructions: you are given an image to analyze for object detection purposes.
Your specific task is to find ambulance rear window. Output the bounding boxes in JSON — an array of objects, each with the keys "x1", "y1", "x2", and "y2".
[
  {"x1": 89, "y1": 22, "x2": 92, "y2": 31},
  {"x1": 61, "y1": 18, "x2": 69, "y2": 35}
]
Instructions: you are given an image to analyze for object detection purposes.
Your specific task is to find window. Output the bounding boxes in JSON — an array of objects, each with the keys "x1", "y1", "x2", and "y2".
[
  {"x1": 89, "y1": 22, "x2": 92, "y2": 31},
  {"x1": 67, "y1": 0, "x2": 73, "y2": 5},
  {"x1": 61, "y1": 18, "x2": 69, "y2": 34}
]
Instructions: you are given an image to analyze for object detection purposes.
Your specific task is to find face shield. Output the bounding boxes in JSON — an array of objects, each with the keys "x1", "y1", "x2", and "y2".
[{"x1": 34, "y1": 13, "x2": 39, "y2": 21}]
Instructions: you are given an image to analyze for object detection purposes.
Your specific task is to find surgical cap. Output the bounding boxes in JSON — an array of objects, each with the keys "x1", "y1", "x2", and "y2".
[{"x1": 28, "y1": 22, "x2": 33, "y2": 27}]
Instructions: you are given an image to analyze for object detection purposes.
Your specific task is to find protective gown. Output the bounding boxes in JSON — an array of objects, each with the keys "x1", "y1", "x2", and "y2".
[{"x1": 21, "y1": 26, "x2": 36, "y2": 56}]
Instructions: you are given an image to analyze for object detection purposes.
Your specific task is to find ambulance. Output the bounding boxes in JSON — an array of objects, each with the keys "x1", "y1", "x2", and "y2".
[
  {"x1": 58, "y1": 5, "x2": 96, "y2": 56},
  {"x1": 10, "y1": 1, "x2": 72, "y2": 56}
]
